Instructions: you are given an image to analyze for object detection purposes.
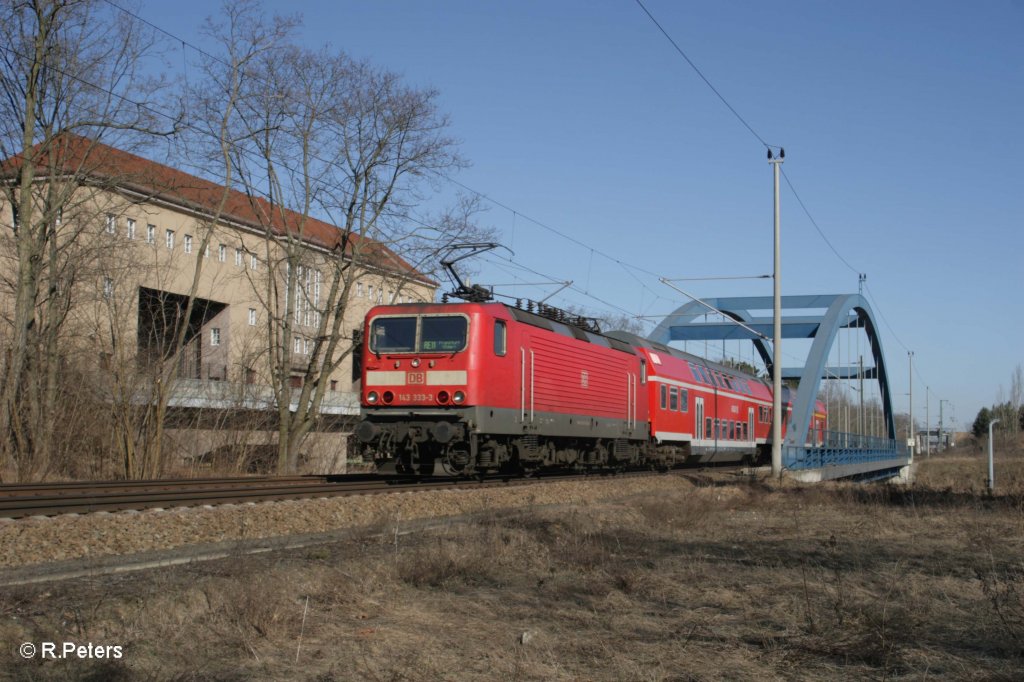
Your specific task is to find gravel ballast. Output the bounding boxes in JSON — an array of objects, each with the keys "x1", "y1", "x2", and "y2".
[{"x1": 0, "y1": 476, "x2": 693, "y2": 571}]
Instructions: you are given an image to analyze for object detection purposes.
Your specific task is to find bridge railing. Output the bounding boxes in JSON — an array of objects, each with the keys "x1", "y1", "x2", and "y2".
[{"x1": 783, "y1": 430, "x2": 908, "y2": 470}]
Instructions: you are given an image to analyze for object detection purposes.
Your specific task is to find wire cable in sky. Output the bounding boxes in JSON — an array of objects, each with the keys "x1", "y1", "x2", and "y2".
[
  {"x1": 780, "y1": 168, "x2": 861, "y2": 276},
  {"x1": 25, "y1": 3, "x2": 935, "y2": 398},
  {"x1": 633, "y1": 0, "x2": 775, "y2": 150},
  {"x1": 103, "y1": 0, "x2": 676, "y2": 320}
]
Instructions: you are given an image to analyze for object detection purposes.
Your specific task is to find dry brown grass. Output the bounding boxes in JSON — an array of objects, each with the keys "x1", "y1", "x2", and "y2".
[{"x1": 2, "y1": 449, "x2": 1024, "y2": 680}]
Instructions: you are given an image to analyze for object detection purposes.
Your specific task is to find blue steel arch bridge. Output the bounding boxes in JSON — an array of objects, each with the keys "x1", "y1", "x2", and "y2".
[{"x1": 648, "y1": 294, "x2": 911, "y2": 482}]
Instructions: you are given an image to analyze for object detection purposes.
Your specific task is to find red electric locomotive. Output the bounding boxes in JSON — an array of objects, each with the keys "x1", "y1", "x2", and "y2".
[{"x1": 354, "y1": 300, "x2": 650, "y2": 475}]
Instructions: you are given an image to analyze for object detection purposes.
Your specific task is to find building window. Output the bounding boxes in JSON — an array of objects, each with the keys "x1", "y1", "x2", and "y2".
[
  {"x1": 303, "y1": 338, "x2": 311, "y2": 355},
  {"x1": 357, "y1": 282, "x2": 363, "y2": 297},
  {"x1": 248, "y1": 308, "x2": 257, "y2": 326},
  {"x1": 294, "y1": 336, "x2": 302, "y2": 354},
  {"x1": 210, "y1": 328, "x2": 221, "y2": 346},
  {"x1": 235, "y1": 248, "x2": 243, "y2": 267},
  {"x1": 250, "y1": 253, "x2": 258, "y2": 270},
  {"x1": 367, "y1": 285, "x2": 373, "y2": 301},
  {"x1": 165, "y1": 229, "x2": 174, "y2": 249},
  {"x1": 183, "y1": 234, "x2": 193, "y2": 254},
  {"x1": 105, "y1": 214, "x2": 116, "y2": 234},
  {"x1": 330, "y1": 379, "x2": 338, "y2": 392},
  {"x1": 126, "y1": 218, "x2": 136, "y2": 240},
  {"x1": 147, "y1": 224, "x2": 156, "y2": 244},
  {"x1": 102, "y1": 277, "x2": 113, "y2": 300},
  {"x1": 204, "y1": 243, "x2": 210, "y2": 258},
  {"x1": 218, "y1": 244, "x2": 226, "y2": 262}
]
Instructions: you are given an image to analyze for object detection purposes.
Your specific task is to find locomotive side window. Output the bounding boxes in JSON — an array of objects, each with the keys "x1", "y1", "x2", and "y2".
[
  {"x1": 494, "y1": 320, "x2": 507, "y2": 356},
  {"x1": 370, "y1": 316, "x2": 416, "y2": 352},
  {"x1": 679, "y1": 388, "x2": 688, "y2": 412},
  {"x1": 660, "y1": 384, "x2": 667, "y2": 410},
  {"x1": 705, "y1": 417, "x2": 712, "y2": 438},
  {"x1": 669, "y1": 386, "x2": 678, "y2": 411},
  {"x1": 421, "y1": 316, "x2": 468, "y2": 352}
]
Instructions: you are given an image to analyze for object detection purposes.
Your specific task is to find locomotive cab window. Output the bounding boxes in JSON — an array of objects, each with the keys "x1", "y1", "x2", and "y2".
[
  {"x1": 370, "y1": 316, "x2": 416, "y2": 353},
  {"x1": 421, "y1": 316, "x2": 467, "y2": 352},
  {"x1": 369, "y1": 314, "x2": 469, "y2": 354}
]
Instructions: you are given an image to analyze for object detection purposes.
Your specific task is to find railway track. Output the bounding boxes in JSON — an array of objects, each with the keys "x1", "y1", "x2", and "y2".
[
  {"x1": 0, "y1": 473, "x2": 428, "y2": 518},
  {"x1": 0, "y1": 466, "x2": 747, "y2": 519}
]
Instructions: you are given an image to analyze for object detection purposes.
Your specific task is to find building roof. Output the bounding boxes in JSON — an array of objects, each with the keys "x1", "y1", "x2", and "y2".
[{"x1": 1, "y1": 134, "x2": 434, "y2": 285}]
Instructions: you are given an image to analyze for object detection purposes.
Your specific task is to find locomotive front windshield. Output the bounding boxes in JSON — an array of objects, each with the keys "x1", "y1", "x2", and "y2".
[{"x1": 369, "y1": 314, "x2": 468, "y2": 353}]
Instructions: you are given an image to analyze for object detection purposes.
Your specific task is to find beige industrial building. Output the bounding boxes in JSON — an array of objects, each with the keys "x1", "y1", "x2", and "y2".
[{"x1": 0, "y1": 136, "x2": 436, "y2": 471}]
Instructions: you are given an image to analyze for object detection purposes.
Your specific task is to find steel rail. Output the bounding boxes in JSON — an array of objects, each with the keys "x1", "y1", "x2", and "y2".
[
  {"x1": 0, "y1": 476, "x2": 420, "y2": 518},
  {"x1": 0, "y1": 467, "x2": 744, "y2": 519},
  {"x1": 0, "y1": 475, "x2": 324, "y2": 497}
]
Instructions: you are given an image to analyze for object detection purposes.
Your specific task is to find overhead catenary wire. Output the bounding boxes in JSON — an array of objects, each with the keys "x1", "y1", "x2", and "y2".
[
  {"x1": 630, "y1": 1, "x2": 933, "y2": 401},
  {"x1": 91, "y1": 0, "x2": 675, "y2": 309},
  {"x1": 34, "y1": 3, "x2": 935, "y2": 409},
  {"x1": 104, "y1": 0, "x2": 881, "y2": 340},
  {"x1": 632, "y1": 0, "x2": 776, "y2": 151}
]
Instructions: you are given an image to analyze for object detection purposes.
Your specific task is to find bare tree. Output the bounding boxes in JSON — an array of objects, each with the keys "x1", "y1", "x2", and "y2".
[
  {"x1": 91, "y1": 1, "x2": 298, "y2": 479},
  {"x1": 1010, "y1": 363, "x2": 1023, "y2": 435},
  {"x1": 196, "y1": 3, "x2": 486, "y2": 472},
  {"x1": 0, "y1": 0, "x2": 174, "y2": 479}
]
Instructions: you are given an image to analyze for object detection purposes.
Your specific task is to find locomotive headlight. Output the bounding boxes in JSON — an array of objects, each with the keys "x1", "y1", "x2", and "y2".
[
  {"x1": 452, "y1": 390, "x2": 466, "y2": 405},
  {"x1": 382, "y1": 391, "x2": 394, "y2": 404},
  {"x1": 366, "y1": 391, "x2": 379, "y2": 404},
  {"x1": 411, "y1": 358, "x2": 421, "y2": 368},
  {"x1": 437, "y1": 390, "x2": 450, "y2": 404}
]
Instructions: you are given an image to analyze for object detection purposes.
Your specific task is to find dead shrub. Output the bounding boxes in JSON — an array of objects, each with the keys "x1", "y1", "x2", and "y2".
[
  {"x1": 397, "y1": 536, "x2": 495, "y2": 588},
  {"x1": 636, "y1": 494, "x2": 711, "y2": 529},
  {"x1": 201, "y1": 571, "x2": 305, "y2": 646},
  {"x1": 977, "y1": 561, "x2": 1024, "y2": 654}
]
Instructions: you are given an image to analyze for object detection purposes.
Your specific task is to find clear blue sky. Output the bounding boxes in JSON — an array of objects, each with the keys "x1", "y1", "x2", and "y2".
[{"x1": 139, "y1": 0, "x2": 1023, "y2": 431}]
